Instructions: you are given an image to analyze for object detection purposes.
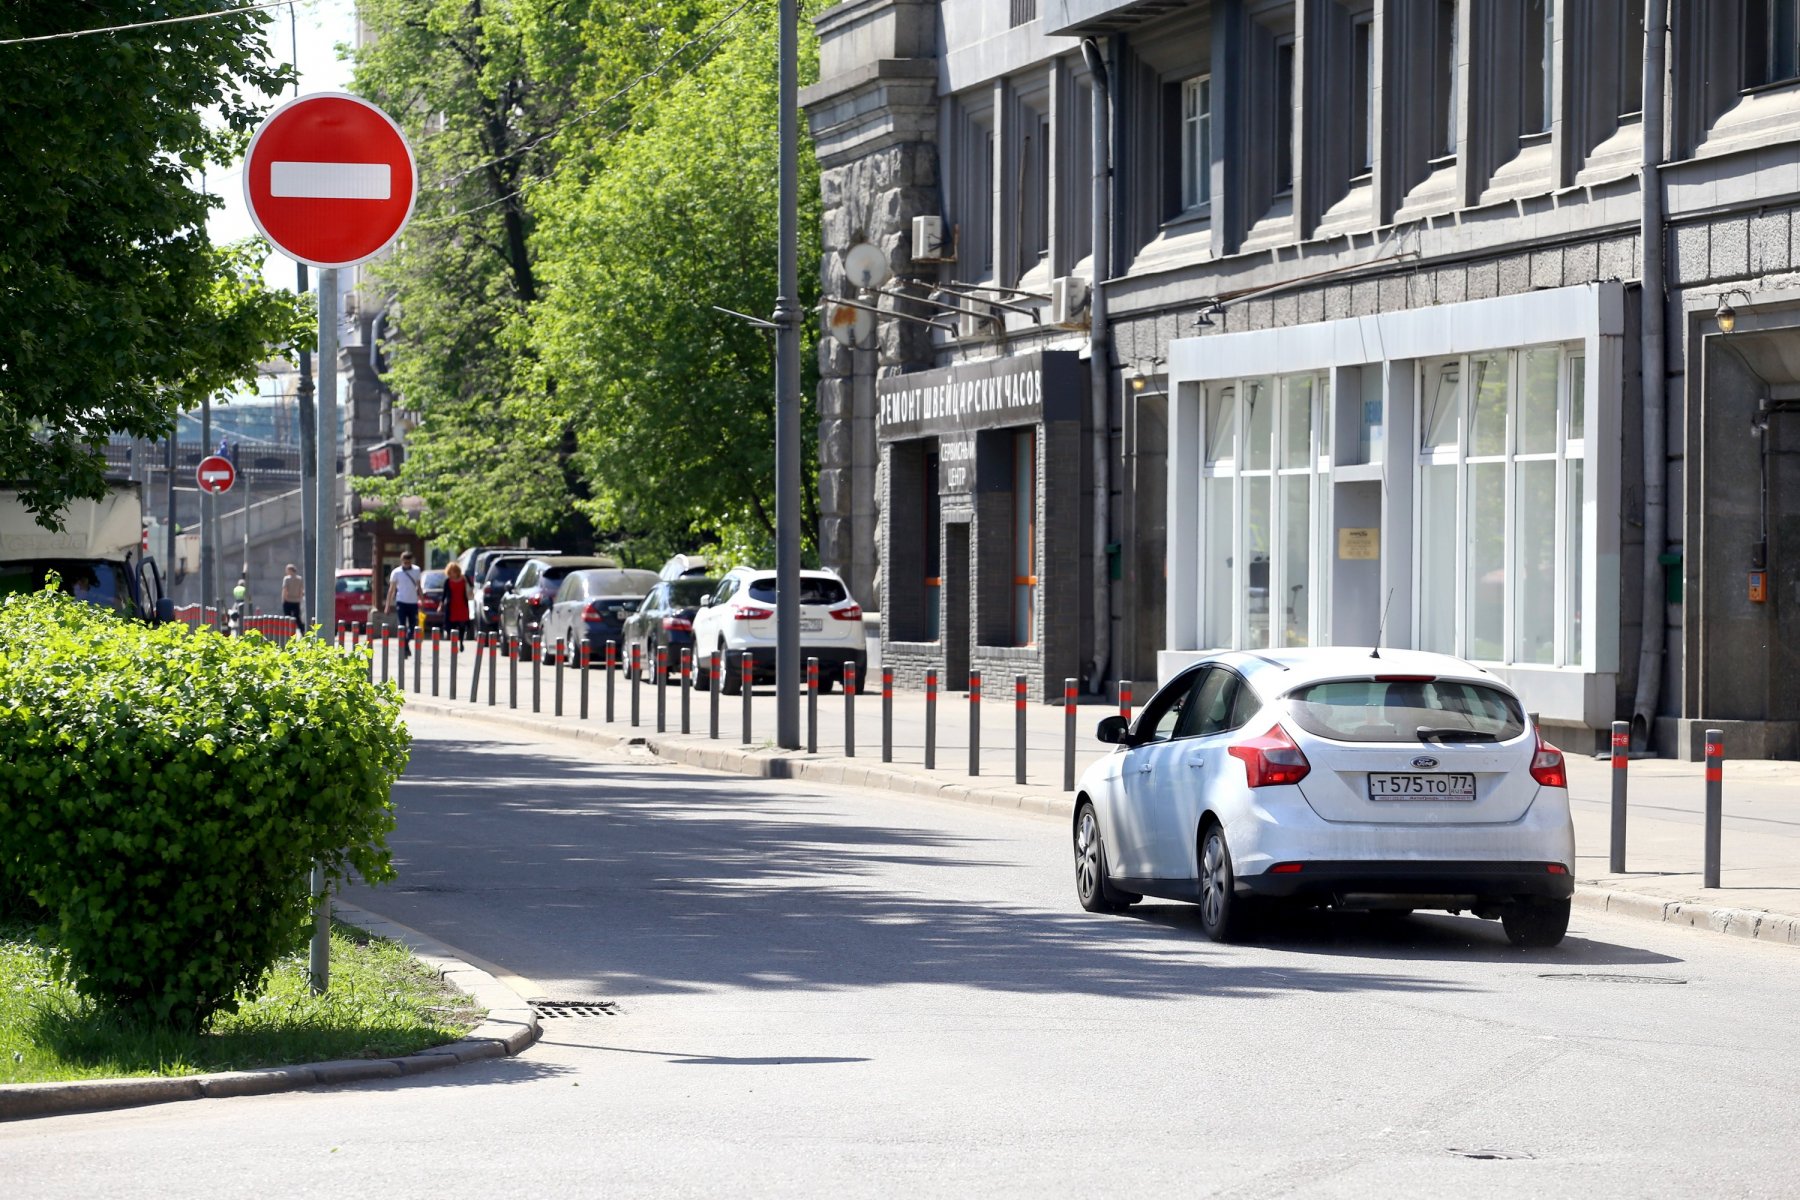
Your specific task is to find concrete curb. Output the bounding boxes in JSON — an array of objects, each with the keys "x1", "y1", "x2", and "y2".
[
  {"x1": 406, "y1": 697, "x2": 1800, "y2": 949},
  {"x1": 0, "y1": 904, "x2": 539, "y2": 1123}
]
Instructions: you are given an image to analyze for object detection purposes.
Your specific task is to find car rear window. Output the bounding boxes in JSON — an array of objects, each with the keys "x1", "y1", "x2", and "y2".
[
  {"x1": 0, "y1": 561, "x2": 133, "y2": 614},
  {"x1": 1285, "y1": 677, "x2": 1526, "y2": 743},
  {"x1": 423, "y1": 570, "x2": 447, "y2": 589},
  {"x1": 746, "y1": 576, "x2": 847, "y2": 605},
  {"x1": 485, "y1": 560, "x2": 527, "y2": 587},
  {"x1": 336, "y1": 575, "x2": 371, "y2": 594},
  {"x1": 669, "y1": 579, "x2": 716, "y2": 606}
]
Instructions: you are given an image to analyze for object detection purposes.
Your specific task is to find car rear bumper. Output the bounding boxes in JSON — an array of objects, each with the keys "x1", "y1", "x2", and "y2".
[
  {"x1": 1239, "y1": 860, "x2": 1575, "y2": 902},
  {"x1": 733, "y1": 645, "x2": 866, "y2": 677}
]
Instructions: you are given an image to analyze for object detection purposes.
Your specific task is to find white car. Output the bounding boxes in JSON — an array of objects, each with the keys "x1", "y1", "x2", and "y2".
[
  {"x1": 1072, "y1": 647, "x2": 1575, "y2": 947},
  {"x1": 691, "y1": 566, "x2": 867, "y2": 694}
]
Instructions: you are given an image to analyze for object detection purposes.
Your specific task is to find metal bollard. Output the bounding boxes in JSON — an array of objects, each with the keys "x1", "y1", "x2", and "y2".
[
  {"x1": 530, "y1": 637, "x2": 541, "y2": 712},
  {"x1": 554, "y1": 638, "x2": 566, "y2": 717},
  {"x1": 969, "y1": 669, "x2": 982, "y2": 777},
  {"x1": 656, "y1": 644, "x2": 668, "y2": 734},
  {"x1": 1119, "y1": 679, "x2": 1133, "y2": 725},
  {"x1": 580, "y1": 642, "x2": 591, "y2": 719},
  {"x1": 381, "y1": 629, "x2": 390, "y2": 684},
  {"x1": 413, "y1": 625, "x2": 422, "y2": 692},
  {"x1": 469, "y1": 631, "x2": 483, "y2": 701},
  {"x1": 741, "y1": 653, "x2": 753, "y2": 744},
  {"x1": 630, "y1": 644, "x2": 642, "y2": 727},
  {"x1": 432, "y1": 629, "x2": 442, "y2": 697},
  {"x1": 1610, "y1": 720, "x2": 1629, "y2": 873},
  {"x1": 1063, "y1": 678, "x2": 1077, "y2": 791},
  {"x1": 508, "y1": 635, "x2": 519, "y2": 709},
  {"x1": 1015, "y1": 674, "x2": 1027, "y2": 785},
  {"x1": 925, "y1": 668, "x2": 937, "y2": 770},
  {"x1": 709, "y1": 650, "x2": 721, "y2": 739},
  {"x1": 680, "y1": 647, "x2": 692, "y2": 734},
  {"x1": 806, "y1": 657, "x2": 819, "y2": 753},
  {"x1": 336, "y1": 621, "x2": 345, "y2": 647},
  {"x1": 364, "y1": 624, "x2": 373, "y2": 683},
  {"x1": 605, "y1": 640, "x2": 618, "y2": 722},
  {"x1": 881, "y1": 666, "x2": 893, "y2": 763},
  {"x1": 844, "y1": 662, "x2": 857, "y2": 758},
  {"x1": 487, "y1": 634, "x2": 498, "y2": 707},
  {"x1": 1704, "y1": 729, "x2": 1723, "y2": 889},
  {"x1": 449, "y1": 634, "x2": 459, "y2": 700}
]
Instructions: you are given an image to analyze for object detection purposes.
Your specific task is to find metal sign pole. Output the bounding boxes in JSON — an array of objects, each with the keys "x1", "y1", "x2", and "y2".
[
  {"x1": 773, "y1": 0, "x2": 801, "y2": 750},
  {"x1": 313, "y1": 268, "x2": 339, "y2": 642}
]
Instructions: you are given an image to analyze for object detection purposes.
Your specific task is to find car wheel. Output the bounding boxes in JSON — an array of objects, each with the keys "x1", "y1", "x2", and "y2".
[
  {"x1": 1501, "y1": 898, "x2": 1570, "y2": 948},
  {"x1": 720, "y1": 651, "x2": 742, "y2": 695},
  {"x1": 1074, "y1": 802, "x2": 1138, "y2": 913},
  {"x1": 1197, "y1": 823, "x2": 1252, "y2": 943}
]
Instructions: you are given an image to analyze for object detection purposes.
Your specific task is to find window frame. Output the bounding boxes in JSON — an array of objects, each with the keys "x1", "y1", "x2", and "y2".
[{"x1": 1178, "y1": 72, "x2": 1214, "y2": 215}]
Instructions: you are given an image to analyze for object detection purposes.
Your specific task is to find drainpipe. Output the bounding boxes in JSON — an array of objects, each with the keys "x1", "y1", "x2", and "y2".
[
  {"x1": 1632, "y1": 0, "x2": 1667, "y2": 750},
  {"x1": 1082, "y1": 36, "x2": 1112, "y2": 695}
]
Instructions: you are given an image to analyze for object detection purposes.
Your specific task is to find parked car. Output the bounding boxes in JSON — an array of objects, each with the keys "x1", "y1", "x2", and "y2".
[
  {"x1": 690, "y1": 566, "x2": 866, "y2": 695},
  {"x1": 456, "y1": 545, "x2": 515, "y2": 581},
  {"x1": 334, "y1": 568, "x2": 373, "y2": 628},
  {"x1": 419, "y1": 568, "x2": 447, "y2": 628},
  {"x1": 472, "y1": 549, "x2": 565, "y2": 633},
  {"x1": 623, "y1": 577, "x2": 719, "y2": 682},
  {"x1": 537, "y1": 568, "x2": 662, "y2": 664},
  {"x1": 1071, "y1": 647, "x2": 1575, "y2": 947},
  {"x1": 658, "y1": 553, "x2": 711, "y2": 581},
  {"x1": 500, "y1": 556, "x2": 630, "y2": 645}
]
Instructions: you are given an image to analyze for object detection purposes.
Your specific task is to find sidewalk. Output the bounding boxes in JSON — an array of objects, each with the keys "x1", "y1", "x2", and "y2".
[{"x1": 394, "y1": 638, "x2": 1800, "y2": 947}]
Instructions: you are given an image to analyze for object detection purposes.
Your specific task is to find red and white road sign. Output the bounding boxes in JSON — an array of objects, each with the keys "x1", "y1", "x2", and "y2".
[
  {"x1": 196, "y1": 455, "x2": 237, "y2": 495},
  {"x1": 243, "y1": 92, "x2": 417, "y2": 269}
]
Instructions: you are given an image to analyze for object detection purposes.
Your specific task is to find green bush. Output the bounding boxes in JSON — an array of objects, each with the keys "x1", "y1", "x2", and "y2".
[{"x1": 0, "y1": 588, "x2": 408, "y2": 1030}]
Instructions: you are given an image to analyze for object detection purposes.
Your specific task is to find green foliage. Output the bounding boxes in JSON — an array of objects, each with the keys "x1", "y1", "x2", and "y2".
[
  {"x1": 0, "y1": 3, "x2": 312, "y2": 529},
  {"x1": 0, "y1": 589, "x2": 409, "y2": 1031}
]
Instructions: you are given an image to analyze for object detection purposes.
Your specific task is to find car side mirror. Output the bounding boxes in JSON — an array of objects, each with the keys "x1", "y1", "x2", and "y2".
[
  {"x1": 1096, "y1": 715, "x2": 1130, "y2": 745},
  {"x1": 699, "y1": 594, "x2": 713, "y2": 607}
]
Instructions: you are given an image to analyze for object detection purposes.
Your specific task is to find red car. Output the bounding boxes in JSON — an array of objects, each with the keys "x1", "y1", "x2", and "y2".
[{"x1": 334, "y1": 568, "x2": 373, "y2": 628}]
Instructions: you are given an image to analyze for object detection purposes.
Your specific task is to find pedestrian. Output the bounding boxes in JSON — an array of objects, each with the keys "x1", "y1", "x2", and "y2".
[
  {"x1": 443, "y1": 560, "x2": 473, "y2": 642},
  {"x1": 231, "y1": 572, "x2": 251, "y2": 636},
  {"x1": 280, "y1": 563, "x2": 305, "y2": 633},
  {"x1": 385, "y1": 551, "x2": 423, "y2": 658}
]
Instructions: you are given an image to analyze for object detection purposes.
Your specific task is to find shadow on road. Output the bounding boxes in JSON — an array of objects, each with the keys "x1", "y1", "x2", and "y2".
[{"x1": 363, "y1": 732, "x2": 1674, "y2": 1006}]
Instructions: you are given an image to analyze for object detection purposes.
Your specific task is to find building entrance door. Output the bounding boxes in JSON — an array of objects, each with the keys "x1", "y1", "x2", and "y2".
[{"x1": 945, "y1": 521, "x2": 970, "y2": 690}]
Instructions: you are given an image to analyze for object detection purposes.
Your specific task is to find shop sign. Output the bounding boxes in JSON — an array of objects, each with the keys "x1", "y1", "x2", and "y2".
[
  {"x1": 369, "y1": 444, "x2": 400, "y2": 475},
  {"x1": 878, "y1": 350, "x2": 1083, "y2": 439},
  {"x1": 939, "y1": 434, "x2": 976, "y2": 495},
  {"x1": 1338, "y1": 528, "x2": 1380, "y2": 560}
]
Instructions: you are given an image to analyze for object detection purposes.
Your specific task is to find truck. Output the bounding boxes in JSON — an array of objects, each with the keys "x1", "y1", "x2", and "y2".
[{"x1": 0, "y1": 482, "x2": 175, "y2": 623}]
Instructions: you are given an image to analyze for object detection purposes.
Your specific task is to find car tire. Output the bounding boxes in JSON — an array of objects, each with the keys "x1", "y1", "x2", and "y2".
[
  {"x1": 720, "y1": 651, "x2": 743, "y2": 695},
  {"x1": 1074, "y1": 802, "x2": 1138, "y2": 913},
  {"x1": 1197, "y1": 823, "x2": 1252, "y2": 943},
  {"x1": 1501, "y1": 898, "x2": 1570, "y2": 948}
]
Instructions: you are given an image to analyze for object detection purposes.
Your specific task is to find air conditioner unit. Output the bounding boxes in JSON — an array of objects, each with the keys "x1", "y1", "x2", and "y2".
[
  {"x1": 912, "y1": 215, "x2": 948, "y2": 262},
  {"x1": 1049, "y1": 275, "x2": 1090, "y2": 328},
  {"x1": 957, "y1": 304, "x2": 999, "y2": 341}
]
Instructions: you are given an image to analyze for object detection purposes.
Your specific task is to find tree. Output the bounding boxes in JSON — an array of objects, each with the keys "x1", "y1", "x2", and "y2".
[
  {"x1": 529, "y1": 0, "x2": 823, "y2": 564},
  {"x1": 0, "y1": 2, "x2": 310, "y2": 527}
]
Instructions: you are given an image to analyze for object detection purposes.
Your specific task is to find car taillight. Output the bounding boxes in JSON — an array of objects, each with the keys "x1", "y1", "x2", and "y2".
[
  {"x1": 1227, "y1": 723, "x2": 1311, "y2": 788},
  {"x1": 662, "y1": 616, "x2": 693, "y2": 632},
  {"x1": 1529, "y1": 731, "x2": 1567, "y2": 788},
  {"x1": 581, "y1": 602, "x2": 605, "y2": 621},
  {"x1": 829, "y1": 603, "x2": 863, "y2": 621},
  {"x1": 527, "y1": 596, "x2": 544, "y2": 607},
  {"x1": 734, "y1": 605, "x2": 774, "y2": 620}
]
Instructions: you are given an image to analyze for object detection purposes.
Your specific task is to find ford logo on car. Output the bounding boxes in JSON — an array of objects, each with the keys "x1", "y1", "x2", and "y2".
[{"x1": 1412, "y1": 755, "x2": 1439, "y2": 769}]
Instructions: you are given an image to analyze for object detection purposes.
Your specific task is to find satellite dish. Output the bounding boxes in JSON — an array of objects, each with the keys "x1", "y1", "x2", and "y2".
[
  {"x1": 826, "y1": 302, "x2": 877, "y2": 349},
  {"x1": 843, "y1": 242, "x2": 891, "y2": 291}
]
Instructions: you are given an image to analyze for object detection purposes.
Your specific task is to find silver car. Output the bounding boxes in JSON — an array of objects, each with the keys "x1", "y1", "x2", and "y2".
[{"x1": 1073, "y1": 647, "x2": 1575, "y2": 947}]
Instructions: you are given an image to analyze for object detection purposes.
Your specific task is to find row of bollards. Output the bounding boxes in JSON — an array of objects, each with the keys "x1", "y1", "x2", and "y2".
[
  {"x1": 343, "y1": 619, "x2": 1122, "y2": 795},
  {"x1": 1608, "y1": 719, "x2": 1728, "y2": 888}
]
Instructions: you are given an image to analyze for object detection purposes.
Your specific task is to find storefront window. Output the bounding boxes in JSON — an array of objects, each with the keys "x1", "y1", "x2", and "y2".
[
  {"x1": 1012, "y1": 430, "x2": 1037, "y2": 645},
  {"x1": 1202, "y1": 384, "x2": 1236, "y2": 648}
]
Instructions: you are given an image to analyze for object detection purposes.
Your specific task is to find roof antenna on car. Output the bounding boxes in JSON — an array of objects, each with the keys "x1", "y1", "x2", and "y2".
[{"x1": 1370, "y1": 588, "x2": 1394, "y2": 659}]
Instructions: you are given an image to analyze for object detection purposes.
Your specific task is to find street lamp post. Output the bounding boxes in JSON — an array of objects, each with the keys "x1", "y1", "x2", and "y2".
[{"x1": 773, "y1": 0, "x2": 802, "y2": 750}]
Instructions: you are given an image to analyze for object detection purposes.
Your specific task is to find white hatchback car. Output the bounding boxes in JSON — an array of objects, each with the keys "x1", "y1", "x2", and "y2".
[
  {"x1": 1073, "y1": 647, "x2": 1575, "y2": 946},
  {"x1": 691, "y1": 567, "x2": 867, "y2": 694}
]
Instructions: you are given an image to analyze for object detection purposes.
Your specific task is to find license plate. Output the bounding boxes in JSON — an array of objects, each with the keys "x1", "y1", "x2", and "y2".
[
  {"x1": 1367, "y1": 772, "x2": 1476, "y2": 800},
  {"x1": 800, "y1": 618, "x2": 823, "y2": 633}
]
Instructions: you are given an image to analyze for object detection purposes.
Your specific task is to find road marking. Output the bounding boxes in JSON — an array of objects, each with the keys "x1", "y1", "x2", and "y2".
[{"x1": 270, "y1": 161, "x2": 392, "y2": 200}]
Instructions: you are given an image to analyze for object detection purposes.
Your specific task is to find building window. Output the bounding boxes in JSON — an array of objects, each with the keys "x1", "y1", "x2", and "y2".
[
  {"x1": 1010, "y1": 0, "x2": 1037, "y2": 27},
  {"x1": 1011, "y1": 430, "x2": 1037, "y2": 645},
  {"x1": 1523, "y1": 0, "x2": 1553, "y2": 135},
  {"x1": 1275, "y1": 41, "x2": 1296, "y2": 194},
  {"x1": 1200, "y1": 372, "x2": 1331, "y2": 650},
  {"x1": 1352, "y1": 17, "x2": 1375, "y2": 174},
  {"x1": 1018, "y1": 102, "x2": 1051, "y2": 281},
  {"x1": 1180, "y1": 75, "x2": 1213, "y2": 211},
  {"x1": 925, "y1": 449, "x2": 942, "y2": 640},
  {"x1": 1619, "y1": 0, "x2": 1646, "y2": 116},
  {"x1": 1414, "y1": 345, "x2": 1587, "y2": 666},
  {"x1": 1436, "y1": 0, "x2": 1459, "y2": 158},
  {"x1": 954, "y1": 97, "x2": 996, "y2": 281},
  {"x1": 1746, "y1": 0, "x2": 1800, "y2": 88}
]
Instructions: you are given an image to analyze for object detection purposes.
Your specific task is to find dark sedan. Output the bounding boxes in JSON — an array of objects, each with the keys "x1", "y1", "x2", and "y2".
[
  {"x1": 500, "y1": 556, "x2": 625, "y2": 645},
  {"x1": 622, "y1": 577, "x2": 718, "y2": 682},
  {"x1": 473, "y1": 550, "x2": 563, "y2": 633},
  {"x1": 538, "y1": 568, "x2": 663, "y2": 664}
]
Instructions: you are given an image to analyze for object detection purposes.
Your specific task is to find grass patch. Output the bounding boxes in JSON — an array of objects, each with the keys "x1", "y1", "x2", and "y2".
[{"x1": 0, "y1": 919, "x2": 483, "y2": 1085}]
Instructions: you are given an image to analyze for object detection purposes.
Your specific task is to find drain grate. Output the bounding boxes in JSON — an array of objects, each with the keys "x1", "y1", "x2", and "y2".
[
  {"x1": 1449, "y1": 1147, "x2": 1534, "y2": 1161},
  {"x1": 1538, "y1": 973, "x2": 1688, "y2": 985},
  {"x1": 532, "y1": 1000, "x2": 620, "y2": 1019}
]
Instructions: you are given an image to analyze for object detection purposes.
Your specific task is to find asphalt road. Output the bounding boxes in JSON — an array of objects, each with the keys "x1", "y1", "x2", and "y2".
[{"x1": 6, "y1": 711, "x2": 1800, "y2": 1199}]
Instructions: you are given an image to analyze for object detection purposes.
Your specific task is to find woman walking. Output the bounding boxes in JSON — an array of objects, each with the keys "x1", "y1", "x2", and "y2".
[{"x1": 443, "y1": 560, "x2": 473, "y2": 643}]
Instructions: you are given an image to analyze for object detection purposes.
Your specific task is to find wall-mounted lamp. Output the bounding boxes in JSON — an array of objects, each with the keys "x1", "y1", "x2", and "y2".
[
  {"x1": 1715, "y1": 289, "x2": 1753, "y2": 334},
  {"x1": 1194, "y1": 300, "x2": 1225, "y2": 330},
  {"x1": 1129, "y1": 356, "x2": 1165, "y2": 394}
]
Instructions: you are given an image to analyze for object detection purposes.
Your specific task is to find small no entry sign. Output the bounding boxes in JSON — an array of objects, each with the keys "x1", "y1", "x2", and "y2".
[{"x1": 196, "y1": 455, "x2": 236, "y2": 495}]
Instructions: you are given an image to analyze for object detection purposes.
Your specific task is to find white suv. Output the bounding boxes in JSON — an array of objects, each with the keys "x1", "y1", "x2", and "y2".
[{"x1": 692, "y1": 567, "x2": 867, "y2": 694}]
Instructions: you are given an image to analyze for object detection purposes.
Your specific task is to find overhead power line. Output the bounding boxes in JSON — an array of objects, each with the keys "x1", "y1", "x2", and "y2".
[{"x1": 0, "y1": 1, "x2": 293, "y2": 46}]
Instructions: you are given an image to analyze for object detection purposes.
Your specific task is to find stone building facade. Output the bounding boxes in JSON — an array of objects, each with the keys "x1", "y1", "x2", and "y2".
[{"x1": 807, "y1": 0, "x2": 1800, "y2": 758}]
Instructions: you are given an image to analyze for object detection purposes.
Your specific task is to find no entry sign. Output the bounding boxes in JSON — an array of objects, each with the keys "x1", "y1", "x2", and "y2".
[
  {"x1": 196, "y1": 455, "x2": 237, "y2": 495},
  {"x1": 243, "y1": 92, "x2": 417, "y2": 269}
]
